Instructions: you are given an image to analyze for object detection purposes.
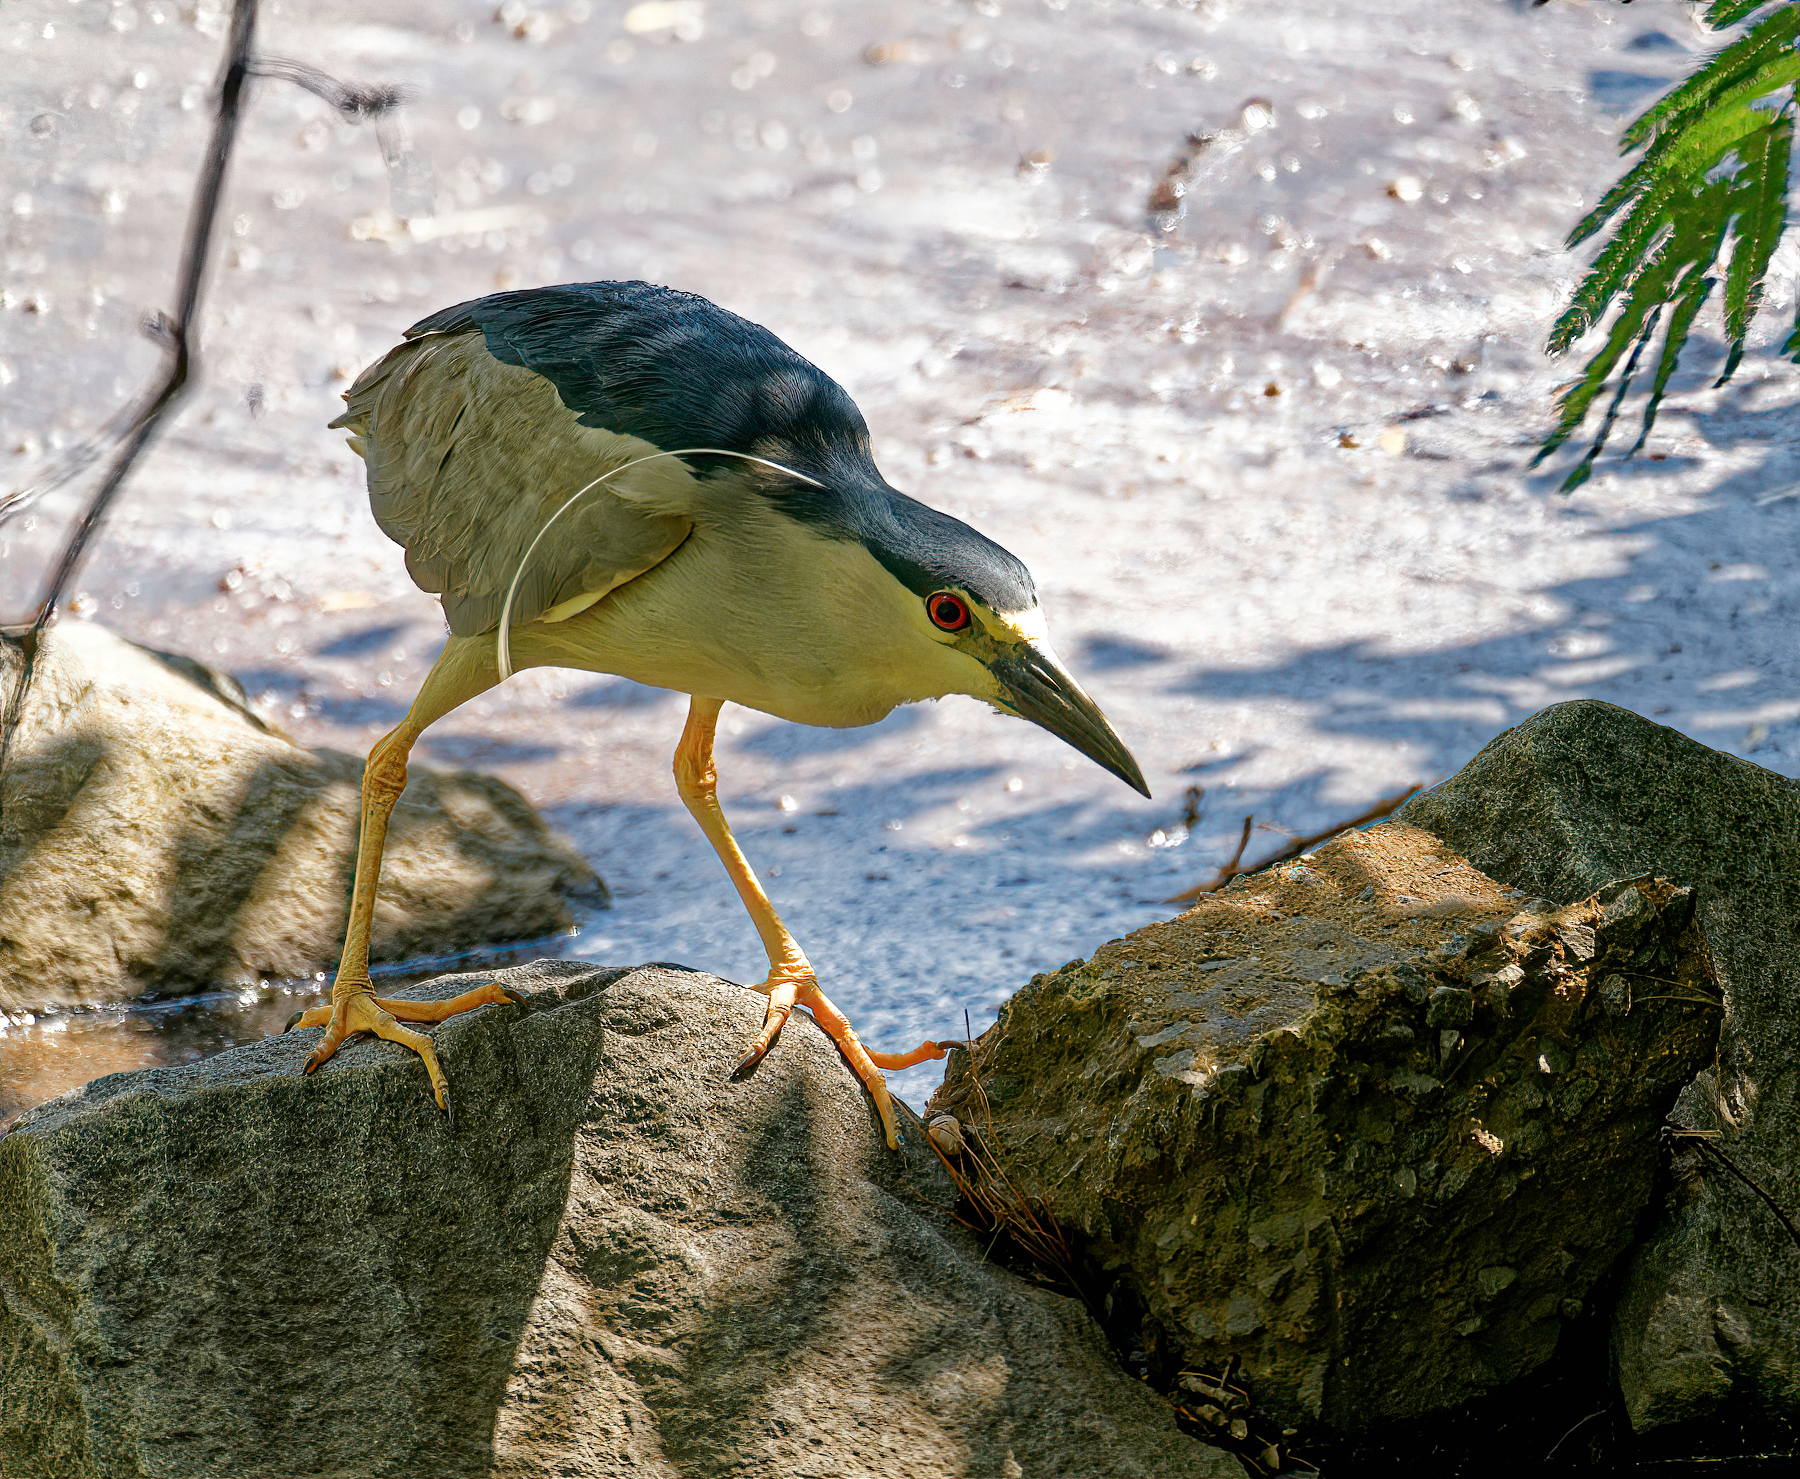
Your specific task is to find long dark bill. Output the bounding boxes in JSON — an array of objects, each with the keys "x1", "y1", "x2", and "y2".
[{"x1": 991, "y1": 642, "x2": 1150, "y2": 798}]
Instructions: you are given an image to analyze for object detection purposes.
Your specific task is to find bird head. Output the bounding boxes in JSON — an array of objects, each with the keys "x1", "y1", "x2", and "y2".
[
  {"x1": 762, "y1": 462, "x2": 1149, "y2": 799},
  {"x1": 903, "y1": 576, "x2": 1151, "y2": 799}
]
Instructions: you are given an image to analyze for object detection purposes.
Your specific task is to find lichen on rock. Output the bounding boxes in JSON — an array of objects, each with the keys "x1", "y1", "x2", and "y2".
[{"x1": 930, "y1": 818, "x2": 1720, "y2": 1433}]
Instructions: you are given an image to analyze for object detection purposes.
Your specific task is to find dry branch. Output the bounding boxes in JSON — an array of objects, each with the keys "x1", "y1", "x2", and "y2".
[
  {"x1": 1667, "y1": 1120, "x2": 1800, "y2": 1255},
  {"x1": 1165, "y1": 784, "x2": 1424, "y2": 904},
  {"x1": 0, "y1": 0, "x2": 405, "y2": 792}
]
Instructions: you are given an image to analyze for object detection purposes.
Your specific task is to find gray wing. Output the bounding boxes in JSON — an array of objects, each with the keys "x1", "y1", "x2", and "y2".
[{"x1": 331, "y1": 330, "x2": 692, "y2": 637}]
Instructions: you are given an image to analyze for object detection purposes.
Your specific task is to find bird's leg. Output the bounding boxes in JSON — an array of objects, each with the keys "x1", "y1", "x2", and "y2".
[
  {"x1": 286, "y1": 638, "x2": 525, "y2": 1121},
  {"x1": 673, "y1": 696, "x2": 952, "y2": 1149}
]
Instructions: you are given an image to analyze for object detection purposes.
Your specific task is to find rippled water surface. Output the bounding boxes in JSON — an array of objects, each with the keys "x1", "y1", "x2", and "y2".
[{"x1": 7, "y1": 0, "x2": 1800, "y2": 1124}]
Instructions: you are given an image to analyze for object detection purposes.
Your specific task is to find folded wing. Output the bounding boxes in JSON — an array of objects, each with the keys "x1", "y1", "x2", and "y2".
[{"x1": 332, "y1": 328, "x2": 693, "y2": 637}]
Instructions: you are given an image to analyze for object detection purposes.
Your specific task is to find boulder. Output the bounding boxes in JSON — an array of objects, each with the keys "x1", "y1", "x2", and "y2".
[
  {"x1": 0, "y1": 960, "x2": 1234, "y2": 1479},
  {"x1": 1397, "y1": 699, "x2": 1800, "y2": 1436},
  {"x1": 0, "y1": 622, "x2": 603, "y2": 1013},
  {"x1": 927, "y1": 818, "x2": 1719, "y2": 1435}
]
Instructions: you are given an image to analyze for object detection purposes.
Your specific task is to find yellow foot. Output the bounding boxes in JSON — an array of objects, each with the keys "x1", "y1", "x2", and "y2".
[
  {"x1": 283, "y1": 981, "x2": 527, "y2": 1128},
  {"x1": 734, "y1": 973, "x2": 955, "y2": 1151}
]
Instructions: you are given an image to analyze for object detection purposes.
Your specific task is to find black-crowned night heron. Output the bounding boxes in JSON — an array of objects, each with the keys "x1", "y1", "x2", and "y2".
[{"x1": 287, "y1": 280, "x2": 1147, "y2": 1148}]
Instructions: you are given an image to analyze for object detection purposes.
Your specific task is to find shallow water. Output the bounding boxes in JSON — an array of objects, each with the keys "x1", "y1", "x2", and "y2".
[
  {"x1": 7, "y1": 0, "x2": 1800, "y2": 1122},
  {"x1": 0, "y1": 934, "x2": 571, "y2": 1130}
]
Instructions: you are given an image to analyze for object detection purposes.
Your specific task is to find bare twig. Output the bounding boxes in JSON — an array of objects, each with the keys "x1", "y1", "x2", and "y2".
[
  {"x1": 0, "y1": 1, "x2": 409, "y2": 793},
  {"x1": 926, "y1": 1056, "x2": 1086, "y2": 1306},
  {"x1": 1165, "y1": 785, "x2": 1424, "y2": 904},
  {"x1": 1173, "y1": 1360, "x2": 1316, "y2": 1474},
  {"x1": 1164, "y1": 814, "x2": 1253, "y2": 905},
  {"x1": 1667, "y1": 1121, "x2": 1800, "y2": 1255},
  {"x1": 1616, "y1": 971, "x2": 1720, "y2": 997},
  {"x1": 1631, "y1": 995, "x2": 1726, "y2": 1008},
  {"x1": 0, "y1": 0, "x2": 258, "y2": 785},
  {"x1": 927, "y1": 1107, "x2": 1083, "y2": 1294},
  {"x1": 0, "y1": 394, "x2": 149, "y2": 533},
  {"x1": 4, "y1": 0, "x2": 256, "y2": 642},
  {"x1": 1544, "y1": 1407, "x2": 1608, "y2": 1463}
]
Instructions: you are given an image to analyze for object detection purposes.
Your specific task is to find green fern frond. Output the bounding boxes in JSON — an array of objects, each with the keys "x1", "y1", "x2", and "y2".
[
  {"x1": 1540, "y1": 3, "x2": 1800, "y2": 493},
  {"x1": 1619, "y1": 7, "x2": 1798, "y2": 150},
  {"x1": 1720, "y1": 110, "x2": 1793, "y2": 380},
  {"x1": 1708, "y1": 1, "x2": 1783, "y2": 29},
  {"x1": 1631, "y1": 269, "x2": 1717, "y2": 458}
]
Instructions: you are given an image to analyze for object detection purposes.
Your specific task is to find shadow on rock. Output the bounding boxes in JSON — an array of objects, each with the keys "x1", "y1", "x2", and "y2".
[
  {"x1": 0, "y1": 622, "x2": 602, "y2": 1013},
  {"x1": 932, "y1": 809, "x2": 1721, "y2": 1441},
  {"x1": 0, "y1": 959, "x2": 1237, "y2": 1477},
  {"x1": 0, "y1": 962, "x2": 616, "y2": 1478}
]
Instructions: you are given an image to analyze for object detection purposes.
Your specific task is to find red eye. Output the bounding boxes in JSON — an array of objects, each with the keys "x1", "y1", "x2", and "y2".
[{"x1": 928, "y1": 591, "x2": 971, "y2": 631}]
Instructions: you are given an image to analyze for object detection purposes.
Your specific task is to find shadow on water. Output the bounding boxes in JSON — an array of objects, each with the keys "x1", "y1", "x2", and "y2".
[
  {"x1": 313, "y1": 692, "x2": 410, "y2": 728},
  {"x1": 230, "y1": 666, "x2": 305, "y2": 698},
  {"x1": 565, "y1": 675, "x2": 676, "y2": 709},
  {"x1": 1587, "y1": 69, "x2": 1674, "y2": 114},
  {"x1": 1076, "y1": 632, "x2": 1172, "y2": 671},
  {"x1": 1624, "y1": 29, "x2": 1686, "y2": 55},
  {"x1": 423, "y1": 732, "x2": 563, "y2": 765},
  {"x1": 1162, "y1": 495, "x2": 1800, "y2": 797},
  {"x1": 315, "y1": 621, "x2": 411, "y2": 658},
  {"x1": 733, "y1": 701, "x2": 926, "y2": 757}
]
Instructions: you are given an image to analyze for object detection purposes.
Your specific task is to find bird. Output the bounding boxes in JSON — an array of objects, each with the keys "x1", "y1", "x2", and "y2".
[{"x1": 285, "y1": 280, "x2": 1147, "y2": 1149}]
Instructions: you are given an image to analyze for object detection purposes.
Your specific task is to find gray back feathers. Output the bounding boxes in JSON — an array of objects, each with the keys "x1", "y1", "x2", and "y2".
[
  {"x1": 332, "y1": 331, "x2": 690, "y2": 637},
  {"x1": 334, "y1": 282, "x2": 1038, "y2": 637}
]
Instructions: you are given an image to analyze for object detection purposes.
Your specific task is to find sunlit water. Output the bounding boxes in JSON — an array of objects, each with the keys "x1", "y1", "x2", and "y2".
[{"x1": 8, "y1": 0, "x2": 1800, "y2": 1128}]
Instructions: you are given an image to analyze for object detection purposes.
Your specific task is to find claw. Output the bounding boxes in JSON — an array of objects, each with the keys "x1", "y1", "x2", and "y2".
[
  {"x1": 500, "y1": 985, "x2": 531, "y2": 1009},
  {"x1": 441, "y1": 1086, "x2": 457, "y2": 1134},
  {"x1": 283, "y1": 1009, "x2": 305, "y2": 1033}
]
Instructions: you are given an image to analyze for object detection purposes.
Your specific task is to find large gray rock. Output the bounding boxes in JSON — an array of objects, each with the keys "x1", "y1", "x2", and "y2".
[
  {"x1": 928, "y1": 818, "x2": 1719, "y2": 1434},
  {"x1": 0, "y1": 960, "x2": 1232, "y2": 1479},
  {"x1": 1397, "y1": 700, "x2": 1800, "y2": 1435},
  {"x1": 0, "y1": 622, "x2": 602, "y2": 1013}
]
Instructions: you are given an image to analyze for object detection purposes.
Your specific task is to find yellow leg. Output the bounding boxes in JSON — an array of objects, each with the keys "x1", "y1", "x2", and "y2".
[
  {"x1": 673, "y1": 696, "x2": 952, "y2": 1149},
  {"x1": 287, "y1": 637, "x2": 525, "y2": 1124}
]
